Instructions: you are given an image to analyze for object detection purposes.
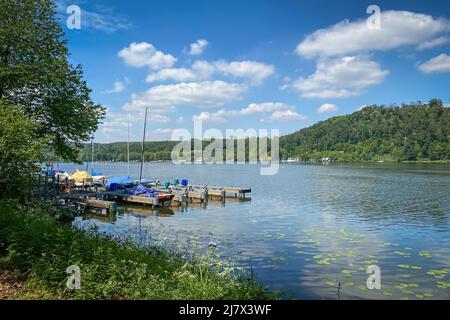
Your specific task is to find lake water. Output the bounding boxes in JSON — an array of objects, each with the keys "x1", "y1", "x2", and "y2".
[{"x1": 59, "y1": 162, "x2": 450, "y2": 300}]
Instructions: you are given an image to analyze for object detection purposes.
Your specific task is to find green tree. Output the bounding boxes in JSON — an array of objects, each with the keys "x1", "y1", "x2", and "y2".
[
  {"x1": 0, "y1": 0, "x2": 105, "y2": 161},
  {"x1": 0, "y1": 102, "x2": 46, "y2": 197}
]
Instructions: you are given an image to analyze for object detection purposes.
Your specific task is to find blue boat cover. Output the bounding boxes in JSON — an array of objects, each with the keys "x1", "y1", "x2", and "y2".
[
  {"x1": 91, "y1": 170, "x2": 103, "y2": 176},
  {"x1": 106, "y1": 176, "x2": 134, "y2": 188},
  {"x1": 130, "y1": 185, "x2": 159, "y2": 197},
  {"x1": 139, "y1": 178, "x2": 155, "y2": 185}
]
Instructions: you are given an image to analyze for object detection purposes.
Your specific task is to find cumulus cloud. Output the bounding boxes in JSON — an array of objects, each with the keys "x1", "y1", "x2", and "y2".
[
  {"x1": 214, "y1": 60, "x2": 275, "y2": 85},
  {"x1": 146, "y1": 61, "x2": 216, "y2": 82},
  {"x1": 418, "y1": 53, "x2": 450, "y2": 73},
  {"x1": 97, "y1": 107, "x2": 171, "y2": 142},
  {"x1": 186, "y1": 39, "x2": 209, "y2": 55},
  {"x1": 291, "y1": 56, "x2": 389, "y2": 99},
  {"x1": 151, "y1": 128, "x2": 176, "y2": 141},
  {"x1": 296, "y1": 10, "x2": 450, "y2": 59},
  {"x1": 192, "y1": 102, "x2": 305, "y2": 123},
  {"x1": 123, "y1": 80, "x2": 246, "y2": 111},
  {"x1": 118, "y1": 42, "x2": 176, "y2": 70},
  {"x1": 146, "y1": 60, "x2": 274, "y2": 85},
  {"x1": 102, "y1": 80, "x2": 125, "y2": 94},
  {"x1": 417, "y1": 36, "x2": 450, "y2": 50},
  {"x1": 146, "y1": 68, "x2": 197, "y2": 82},
  {"x1": 317, "y1": 103, "x2": 339, "y2": 114},
  {"x1": 261, "y1": 110, "x2": 307, "y2": 122}
]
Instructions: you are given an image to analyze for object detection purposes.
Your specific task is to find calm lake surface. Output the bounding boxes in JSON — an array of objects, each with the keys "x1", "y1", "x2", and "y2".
[{"x1": 59, "y1": 162, "x2": 450, "y2": 300}]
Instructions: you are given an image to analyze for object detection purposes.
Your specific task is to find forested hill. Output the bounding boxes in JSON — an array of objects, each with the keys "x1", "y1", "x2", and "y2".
[
  {"x1": 280, "y1": 100, "x2": 450, "y2": 162},
  {"x1": 68, "y1": 100, "x2": 450, "y2": 163}
]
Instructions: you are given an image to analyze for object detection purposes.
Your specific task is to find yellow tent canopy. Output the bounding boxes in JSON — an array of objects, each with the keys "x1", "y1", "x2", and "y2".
[{"x1": 69, "y1": 170, "x2": 93, "y2": 183}]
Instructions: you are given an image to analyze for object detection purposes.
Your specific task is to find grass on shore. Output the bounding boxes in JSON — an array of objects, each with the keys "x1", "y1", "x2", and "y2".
[{"x1": 0, "y1": 201, "x2": 272, "y2": 300}]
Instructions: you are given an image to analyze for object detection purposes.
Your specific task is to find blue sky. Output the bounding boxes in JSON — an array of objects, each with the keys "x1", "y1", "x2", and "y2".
[{"x1": 57, "y1": 0, "x2": 450, "y2": 142}]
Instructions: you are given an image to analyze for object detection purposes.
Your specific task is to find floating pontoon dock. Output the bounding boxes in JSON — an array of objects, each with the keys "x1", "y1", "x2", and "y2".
[{"x1": 57, "y1": 183, "x2": 251, "y2": 210}]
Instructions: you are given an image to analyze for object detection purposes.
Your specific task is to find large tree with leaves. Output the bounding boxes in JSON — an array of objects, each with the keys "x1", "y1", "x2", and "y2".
[
  {"x1": 0, "y1": 0, "x2": 105, "y2": 161},
  {"x1": 0, "y1": 102, "x2": 47, "y2": 197}
]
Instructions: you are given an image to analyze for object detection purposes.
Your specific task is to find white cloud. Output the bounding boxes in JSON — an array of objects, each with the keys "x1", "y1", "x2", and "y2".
[
  {"x1": 151, "y1": 128, "x2": 176, "y2": 141},
  {"x1": 192, "y1": 110, "x2": 228, "y2": 124},
  {"x1": 186, "y1": 39, "x2": 209, "y2": 55},
  {"x1": 291, "y1": 56, "x2": 389, "y2": 99},
  {"x1": 146, "y1": 68, "x2": 197, "y2": 82},
  {"x1": 214, "y1": 60, "x2": 275, "y2": 85},
  {"x1": 97, "y1": 108, "x2": 134, "y2": 141},
  {"x1": 417, "y1": 36, "x2": 450, "y2": 50},
  {"x1": 148, "y1": 114, "x2": 171, "y2": 123},
  {"x1": 146, "y1": 60, "x2": 274, "y2": 85},
  {"x1": 192, "y1": 102, "x2": 304, "y2": 123},
  {"x1": 56, "y1": 1, "x2": 131, "y2": 33},
  {"x1": 418, "y1": 53, "x2": 450, "y2": 73},
  {"x1": 317, "y1": 103, "x2": 339, "y2": 114},
  {"x1": 239, "y1": 102, "x2": 292, "y2": 115},
  {"x1": 123, "y1": 80, "x2": 246, "y2": 111},
  {"x1": 118, "y1": 42, "x2": 176, "y2": 70},
  {"x1": 97, "y1": 107, "x2": 170, "y2": 142},
  {"x1": 102, "y1": 80, "x2": 125, "y2": 94},
  {"x1": 191, "y1": 60, "x2": 217, "y2": 79},
  {"x1": 261, "y1": 110, "x2": 307, "y2": 122},
  {"x1": 296, "y1": 10, "x2": 450, "y2": 58}
]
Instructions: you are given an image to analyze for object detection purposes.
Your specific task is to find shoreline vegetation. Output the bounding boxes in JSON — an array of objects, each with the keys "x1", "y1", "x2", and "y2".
[
  {"x1": 52, "y1": 159, "x2": 450, "y2": 165},
  {"x1": 51, "y1": 101, "x2": 449, "y2": 165},
  {"x1": 0, "y1": 201, "x2": 272, "y2": 300}
]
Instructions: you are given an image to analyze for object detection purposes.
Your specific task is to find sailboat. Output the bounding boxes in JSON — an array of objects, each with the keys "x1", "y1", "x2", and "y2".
[
  {"x1": 107, "y1": 107, "x2": 174, "y2": 206},
  {"x1": 89, "y1": 136, "x2": 108, "y2": 186}
]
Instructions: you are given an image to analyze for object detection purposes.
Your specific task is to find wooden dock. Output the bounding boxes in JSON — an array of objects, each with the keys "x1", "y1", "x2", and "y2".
[
  {"x1": 59, "y1": 193, "x2": 117, "y2": 214},
  {"x1": 57, "y1": 181, "x2": 251, "y2": 211},
  {"x1": 153, "y1": 184, "x2": 251, "y2": 204}
]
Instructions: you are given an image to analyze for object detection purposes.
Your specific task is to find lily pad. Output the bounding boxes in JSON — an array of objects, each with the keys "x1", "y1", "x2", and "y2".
[
  {"x1": 343, "y1": 281, "x2": 354, "y2": 286},
  {"x1": 316, "y1": 259, "x2": 331, "y2": 265},
  {"x1": 398, "y1": 264, "x2": 422, "y2": 270},
  {"x1": 419, "y1": 251, "x2": 432, "y2": 258},
  {"x1": 394, "y1": 251, "x2": 410, "y2": 257},
  {"x1": 436, "y1": 281, "x2": 450, "y2": 289},
  {"x1": 357, "y1": 285, "x2": 368, "y2": 292},
  {"x1": 427, "y1": 269, "x2": 449, "y2": 279}
]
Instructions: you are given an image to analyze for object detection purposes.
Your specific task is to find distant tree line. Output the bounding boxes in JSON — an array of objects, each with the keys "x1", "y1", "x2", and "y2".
[{"x1": 51, "y1": 100, "x2": 450, "y2": 164}]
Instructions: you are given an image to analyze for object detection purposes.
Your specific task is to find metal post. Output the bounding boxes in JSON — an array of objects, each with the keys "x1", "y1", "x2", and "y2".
[
  {"x1": 139, "y1": 107, "x2": 149, "y2": 183},
  {"x1": 127, "y1": 114, "x2": 130, "y2": 177}
]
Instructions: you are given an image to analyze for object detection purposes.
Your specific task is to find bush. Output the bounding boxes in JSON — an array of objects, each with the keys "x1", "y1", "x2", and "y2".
[
  {"x1": 0, "y1": 102, "x2": 46, "y2": 198},
  {"x1": 0, "y1": 202, "x2": 271, "y2": 300}
]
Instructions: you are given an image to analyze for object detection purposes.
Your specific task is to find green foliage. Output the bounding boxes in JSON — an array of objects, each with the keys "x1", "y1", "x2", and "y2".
[
  {"x1": 0, "y1": 0, "x2": 105, "y2": 161},
  {"x1": 0, "y1": 203, "x2": 271, "y2": 300},
  {"x1": 280, "y1": 100, "x2": 450, "y2": 162},
  {"x1": 68, "y1": 138, "x2": 275, "y2": 163},
  {"x1": 0, "y1": 102, "x2": 46, "y2": 197},
  {"x1": 64, "y1": 101, "x2": 450, "y2": 164}
]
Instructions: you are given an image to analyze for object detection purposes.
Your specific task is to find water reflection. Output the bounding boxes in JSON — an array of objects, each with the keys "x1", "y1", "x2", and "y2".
[{"x1": 63, "y1": 162, "x2": 450, "y2": 299}]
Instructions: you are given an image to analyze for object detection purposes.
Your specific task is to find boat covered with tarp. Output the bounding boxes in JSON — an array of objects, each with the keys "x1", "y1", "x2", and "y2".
[
  {"x1": 106, "y1": 176, "x2": 134, "y2": 190},
  {"x1": 69, "y1": 170, "x2": 94, "y2": 186}
]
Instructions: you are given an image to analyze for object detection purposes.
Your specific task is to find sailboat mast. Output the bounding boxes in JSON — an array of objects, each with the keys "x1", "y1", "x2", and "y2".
[
  {"x1": 127, "y1": 114, "x2": 130, "y2": 177},
  {"x1": 139, "y1": 107, "x2": 149, "y2": 183},
  {"x1": 91, "y1": 136, "x2": 94, "y2": 175}
]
